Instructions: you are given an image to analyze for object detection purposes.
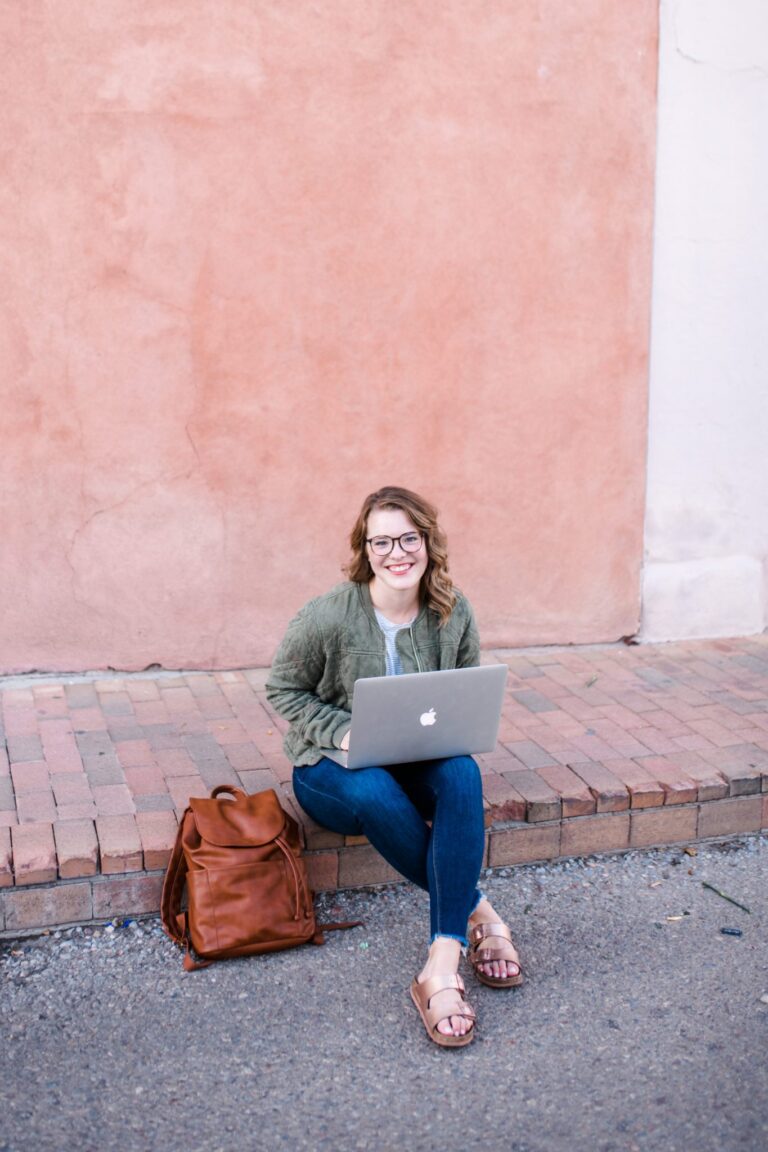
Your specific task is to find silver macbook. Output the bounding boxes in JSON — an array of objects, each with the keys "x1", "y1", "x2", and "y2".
[{"x1": 322, "y1": 664, "x2": 508, "y2": 769}]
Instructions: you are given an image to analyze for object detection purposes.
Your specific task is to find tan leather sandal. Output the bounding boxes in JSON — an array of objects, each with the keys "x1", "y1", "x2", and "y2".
[
  {"x1": 468, "y1": 922, "x2": 523, "y2": 988},
  {"x1": 409, "y1": 973, "x2": 476, "y2": 1048}
]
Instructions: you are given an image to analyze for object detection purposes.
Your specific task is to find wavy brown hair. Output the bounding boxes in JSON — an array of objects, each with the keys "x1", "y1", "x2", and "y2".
[{"x1": 346, "y1": 486, "x2": 457, "y2": 626}]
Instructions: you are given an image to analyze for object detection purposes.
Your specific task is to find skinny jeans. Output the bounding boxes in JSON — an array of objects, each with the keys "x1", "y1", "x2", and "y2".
[{"x1": 292, "y1": 755, "x2": 485, "y2": 946}]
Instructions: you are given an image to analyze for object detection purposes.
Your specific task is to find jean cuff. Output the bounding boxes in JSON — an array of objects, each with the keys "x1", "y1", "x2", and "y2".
[
  {"x1": 430, "y1": 931, "x2": 469, "y2": 950},
  {"x1": 470, "y1": 889, "x2": 486, "y2": 915}
]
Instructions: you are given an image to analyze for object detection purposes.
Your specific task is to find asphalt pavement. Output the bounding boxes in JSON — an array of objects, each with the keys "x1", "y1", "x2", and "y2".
[{"x1": 1, "y1": 835, "x2": 766, "y2": 1152}]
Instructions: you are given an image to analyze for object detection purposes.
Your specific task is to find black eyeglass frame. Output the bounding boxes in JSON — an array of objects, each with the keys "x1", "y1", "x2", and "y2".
[{"x1": 364, "y1": 531, "x2": 425, "y2": 557}]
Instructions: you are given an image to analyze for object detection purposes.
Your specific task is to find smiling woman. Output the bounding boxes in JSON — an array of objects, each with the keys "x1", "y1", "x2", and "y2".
[{"x1": 266, "y1": 486, "x2": 524, "y2": 1049}]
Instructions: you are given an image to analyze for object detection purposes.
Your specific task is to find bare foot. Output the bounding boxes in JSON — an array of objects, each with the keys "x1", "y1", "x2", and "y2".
[
  {"x1": 468, "y1": 898, "x2": 522, "y2": 983},
  {"x1": 416, "y1": 937, "x2": 475, "y2": 1038}
]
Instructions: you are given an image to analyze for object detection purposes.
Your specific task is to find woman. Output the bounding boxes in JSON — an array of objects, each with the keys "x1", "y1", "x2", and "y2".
[{"x1": 266, "y1": 486, "x2": 522, "y2": 1047}]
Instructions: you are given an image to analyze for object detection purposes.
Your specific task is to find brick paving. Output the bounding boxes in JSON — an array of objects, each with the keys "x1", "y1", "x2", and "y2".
[{"x1": 1, "y1": 636, "x2": 767, "y2": 934}]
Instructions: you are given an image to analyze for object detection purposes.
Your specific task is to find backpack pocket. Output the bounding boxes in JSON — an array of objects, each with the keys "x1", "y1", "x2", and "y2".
[{"x1": 187, "y1": 857, "x2": 308, "y2": 956}]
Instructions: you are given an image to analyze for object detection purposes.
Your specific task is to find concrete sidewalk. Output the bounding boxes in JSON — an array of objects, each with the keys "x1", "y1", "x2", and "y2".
[{"x1": 1, "y1": 635, "x2": 767, "y2": 936}]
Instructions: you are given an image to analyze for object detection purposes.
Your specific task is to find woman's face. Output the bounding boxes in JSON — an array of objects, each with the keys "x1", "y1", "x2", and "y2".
[{"x1": 365, "y1": 507, "x2": 429, "y2": 595}]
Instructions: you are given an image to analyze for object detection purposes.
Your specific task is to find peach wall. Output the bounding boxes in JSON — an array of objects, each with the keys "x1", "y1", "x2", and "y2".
[{"x1": 0, "y1": 2, "x2": 658, "y2": 672}]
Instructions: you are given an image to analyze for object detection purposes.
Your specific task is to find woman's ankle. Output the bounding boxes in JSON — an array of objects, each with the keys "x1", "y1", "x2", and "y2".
[{"x1": 418, "y1": 935, "x2": 462, "y2": 980}]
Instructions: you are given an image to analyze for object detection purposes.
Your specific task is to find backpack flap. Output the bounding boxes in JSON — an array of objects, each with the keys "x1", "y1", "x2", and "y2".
[{"x1": 189, "y1": 787, "x2": 287, "y2": 847}]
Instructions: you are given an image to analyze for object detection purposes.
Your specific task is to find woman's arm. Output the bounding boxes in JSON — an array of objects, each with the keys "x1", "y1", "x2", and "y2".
[
  {"x1": 266, "y1": 604, "x2": 352, "y2": 751},
  {"x1": 456, "y1": 600, "x2": 481, "y2": 669}
]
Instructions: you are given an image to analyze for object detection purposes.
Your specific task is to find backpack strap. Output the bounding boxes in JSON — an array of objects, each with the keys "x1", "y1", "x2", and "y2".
[
  {"x1": 312, "y1": 919, "x2": 365, "y2": 944},
  {"x1": 160, "y1": 808, "x2": 191, "y2": 946}
]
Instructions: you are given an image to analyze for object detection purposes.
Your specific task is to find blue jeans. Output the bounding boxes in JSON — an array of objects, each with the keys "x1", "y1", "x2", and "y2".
[{"x1": 293, "y1": 755, "x2": 485, "y2": 946}]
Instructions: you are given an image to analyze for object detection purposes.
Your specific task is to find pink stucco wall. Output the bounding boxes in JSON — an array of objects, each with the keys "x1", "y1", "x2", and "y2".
[{"x1": 1, "y1": 2, "x2": 658, "y2": 673}]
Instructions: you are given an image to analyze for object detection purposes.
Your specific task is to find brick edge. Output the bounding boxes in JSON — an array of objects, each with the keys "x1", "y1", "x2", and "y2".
[{"x1": 1, "y1": 802, "x2": 765, "y2": 937}]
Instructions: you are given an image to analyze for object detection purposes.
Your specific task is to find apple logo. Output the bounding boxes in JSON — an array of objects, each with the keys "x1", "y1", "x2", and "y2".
[{"x1": 420, "y1": 708, "x2": 437, "y2": 727}]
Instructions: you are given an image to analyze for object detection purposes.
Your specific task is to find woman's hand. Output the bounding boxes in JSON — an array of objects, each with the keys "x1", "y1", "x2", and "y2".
[{"x1": 340, "y1": 730, "x2": 351, "y2": 751}]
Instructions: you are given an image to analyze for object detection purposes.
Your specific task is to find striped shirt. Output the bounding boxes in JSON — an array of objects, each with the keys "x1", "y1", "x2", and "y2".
[{"x1": 374, "y1": 610, "x2": 416, "y2": 676}]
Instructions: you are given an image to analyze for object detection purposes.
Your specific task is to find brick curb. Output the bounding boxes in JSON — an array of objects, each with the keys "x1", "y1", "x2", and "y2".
[
  {"x1": 1, "y1": 810, "x2": 765, "y2": 937},
  {"x1": 2, "y1": 636, "x2": 767, "y2": 935}
]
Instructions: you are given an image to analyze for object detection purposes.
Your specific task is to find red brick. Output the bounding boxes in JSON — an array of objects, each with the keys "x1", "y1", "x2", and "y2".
[
  {"x1": 92, "y1": 783, "x2": 136, "y2": 816},
  {"x1": 42, "y1": 745, "x2": 84, "y2": 774},
  {"x1": 167, "y1": 775, "x2": 209, "y2": 811},
  {"x1": 239, "y1": 769, "x2": 282, "y2": 796},
  {"x1": 57, "y1": 802, "x2": 98, "y2": 821},
  {"x1": 4, "y1": 710, "x2": 39, "y2": 736},
  {"x1": 93, "y1": 678, "x2": 126, "y2": 694},
  {"x1": 11, "y1": 822, "x2": 57, "y2": 884},
  {"x1": 501, "y1": 770, "x2": 560, "y2": 822},
  {"x1": 2, "y1": 882, "x2": 92, "y2": 931},
  {"x1": 133, "y1": 701, "x2": 170, "y2": 725},
  {"x1": 671, "y1": 733, "x2": 717, "y2": 752},
  {"x1": 629, "y1": 806, "x2": 698, "y2": 849},
  {"x1": 135, "y1": 810, "x2": 178, "y2": 870},
  {"x1": 567, "y1": 761, "x2": 630, "y2": 812},
  {"x1": 488, "y1": 822, "x2": 560, "y2": 866},
  {"x1": 125, "y1": 679, "x2": 162, "y2": 702},
  {"x1": 560, "y1": 813, "x2": 630, "y2": 857},
  {"x1": 697, "y1": 796, "x2": 763, "y2": 839},
  {"x1": 653, "y1": 752, "x2": 729, "y2": 802},
  {"x1": 633, "y1": 756, "x2": 699, "y2": 805},
  {"x1": 762, "y1": 794, "x2": 768, "y2": 828},
  {"x1": 198, "y1": 694, "x2": 238, "y2": 719},
  {"x1": 124, "y1": 765, "x2": 168, "y2": 796},
  {"x1": 0, "y1": 828, "x2": 11, "y2": 887},
  {"x1": 17, "y1": 791, "x2": 57, "y2": 824},
  {"x1": 115, "y1": 740, "x2": 155, "y2": 767},
  {"x1": 209, "y1": 718, "x2": 250, "y2": 746},
  {"x1": 337, "y1": 844, "x2": 401, "y2": 887},
  {"x1": 160, "y1": 687, "x2": 198, "y2": 713},
  {"x1": 685, "y1": 719, "x2": 743, "y2": 748},
  {"x1": 2, "y1": 688, "x2": 34, "y2": 706},
  {"x1": 0, "y1": 745, "x2": 9, "y2": 776},
  {"x1": 502, "y1": 739, "x2": 558, "y2": 770},
  {"x1": 185, "y1": 673, "x2": 224, "y2": 697},
  {"x1": 10, "y1": 760, "x2": 50, "y2": 794},
  {"x1": 695, "y1": 747, "x2": 763, "y2": 795},
  {"x1": 224, "y1": 744, "x2": 268, "y2": 772},
  {"x1": 599, "y1": 758, "x2": 665, "y2": 808},
  {"x1": 154, "y1": 748, "x2": 197, "y2": 777},
  {"x1": 54, "y1": 819, "x2": 99, "y2": 878},
  {"x1": 304, "y1": 851, "x2": 339, "y2": 892},
  {"x1": 70, "y1": 707, "x2": 107, "y2": 732},
  {"x1": 96, "y1": 814, "x2": 143, "y2": 873},
  {"x1": 537, "y1": 765, "x2": 595, "y2": 817},
  {"x1": 92, "y1": 873, "x2": 164, "y2": 919},
  {"x1": 50, "y1": 772, "x2": 93, "y2": 806},
  {"x1": 481, "y1": 774, "x2": 527, "y2": 822}
]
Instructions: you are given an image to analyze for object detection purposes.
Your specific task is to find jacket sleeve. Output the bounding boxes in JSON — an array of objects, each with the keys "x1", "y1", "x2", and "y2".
[
  {"x1": 456, "y1": 600, "x2": 481, "y2": 668},
  {"x1": 265, "y1": 603, "x2": 351, "y2": 750}
]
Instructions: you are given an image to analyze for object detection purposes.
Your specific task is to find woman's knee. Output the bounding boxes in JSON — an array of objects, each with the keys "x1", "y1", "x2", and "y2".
[{"x1": 428, "y1": 755, "x2": 483, "y2": 801}]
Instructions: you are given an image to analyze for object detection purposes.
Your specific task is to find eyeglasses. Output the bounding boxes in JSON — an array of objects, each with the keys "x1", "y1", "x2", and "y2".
[{"x1": 365, "y1": 531, "x2": 424, "y2": 557}]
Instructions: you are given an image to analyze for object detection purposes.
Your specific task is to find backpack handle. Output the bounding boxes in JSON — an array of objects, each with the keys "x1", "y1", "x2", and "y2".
[{"x1": 210, "y1": 784, "x2": 245, "y2": 802}]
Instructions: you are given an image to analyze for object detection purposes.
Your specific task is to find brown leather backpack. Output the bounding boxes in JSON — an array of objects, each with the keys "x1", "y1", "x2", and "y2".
[{"x1": 161, "y1": 785, "x2": 358, "y2": 971}]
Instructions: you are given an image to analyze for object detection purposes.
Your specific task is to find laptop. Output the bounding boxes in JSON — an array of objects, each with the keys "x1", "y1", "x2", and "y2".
[{"x1": 322, "y1": 664, "x2": 508, "y2": 769}]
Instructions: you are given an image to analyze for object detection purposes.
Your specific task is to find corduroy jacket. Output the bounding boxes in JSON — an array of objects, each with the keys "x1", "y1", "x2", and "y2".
[{"x1": 266, "y1": 581, "x2": 481, "y2": 766}]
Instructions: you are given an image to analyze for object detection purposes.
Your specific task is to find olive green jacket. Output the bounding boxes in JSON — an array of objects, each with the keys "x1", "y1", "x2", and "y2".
[{"x1": 266, "y1": 581, "x2": 481, "y2": 766}]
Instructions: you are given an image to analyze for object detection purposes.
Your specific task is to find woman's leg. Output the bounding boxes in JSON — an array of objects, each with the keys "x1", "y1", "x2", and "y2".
[
  {"x1": 395, "y1": 756, "x2": 521, "y2": 984},
  {"x1": 294, "y1": 756, "x2": 479, "y2": 1040},
  {"x1": 293, "y1": 758, "x2": 433, "y2": 891},
  {"x1": 392, "y1": 755, "x2": 485, "y2": 945}
]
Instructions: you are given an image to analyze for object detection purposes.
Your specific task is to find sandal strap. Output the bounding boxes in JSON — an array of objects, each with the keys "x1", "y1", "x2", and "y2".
[
  {"x1": 472, "y1": 947, "x2": 521, "y2": 972},
  {"x1": 415, "y1": 974, "x2": 476, "y2": 1031},
  {"x1": 418, "y1": 972, "x2": 466, "y2": 1004},
  {"x1": 470, "y1": 922, "x2": 513, "y2": 947}
]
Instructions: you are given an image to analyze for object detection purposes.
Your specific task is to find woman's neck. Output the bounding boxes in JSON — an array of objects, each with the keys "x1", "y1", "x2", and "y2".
[{"x1": 368, "y1": 578, "x2": 420, "y2": 625}]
